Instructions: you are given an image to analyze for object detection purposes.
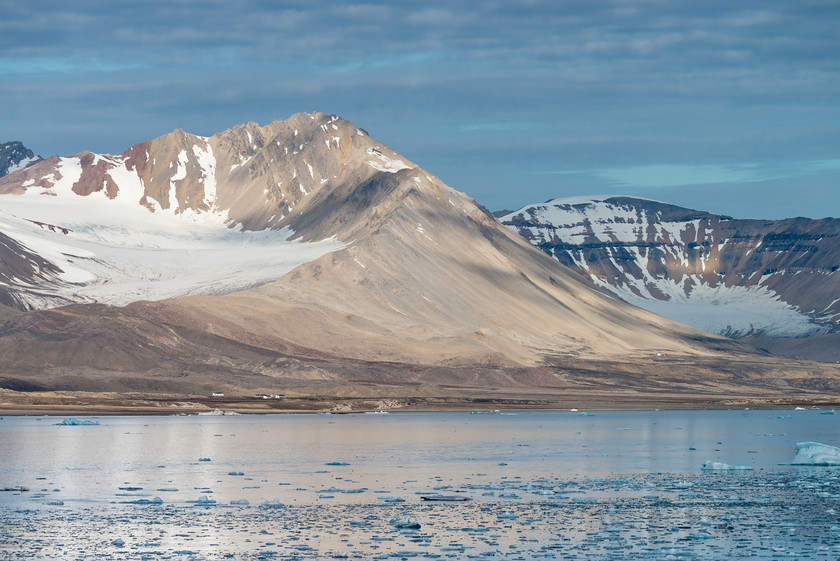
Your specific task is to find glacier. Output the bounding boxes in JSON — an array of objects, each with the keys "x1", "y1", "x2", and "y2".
[{"x1": 0, "y1": 154, "x2": 346, "y2": 309}]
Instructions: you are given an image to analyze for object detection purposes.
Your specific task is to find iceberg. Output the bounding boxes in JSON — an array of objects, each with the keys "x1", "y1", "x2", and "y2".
[
  {"x1": 193, "y1": 495, "x2": 216, "y2": 505},
  {"x1": 701, "y1": 461, "x2": 753, "y2": 471},
  {"x1": 260, "y1": 499, "x2": 284, "y2": 509},
  {"x1": 391, "y1": 516, "x2": 421, "y2": 529},
  {"x1": 792, "y1": 442, "x2": 840, "y2": 465},
  {"x1": 55, "y1": 418, "x2": 99, "y2": 426}
]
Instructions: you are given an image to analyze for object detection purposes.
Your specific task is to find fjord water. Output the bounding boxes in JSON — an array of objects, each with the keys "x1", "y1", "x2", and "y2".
[{"x1": 1, "y1": 410, "x2": 839, "y2": 559}]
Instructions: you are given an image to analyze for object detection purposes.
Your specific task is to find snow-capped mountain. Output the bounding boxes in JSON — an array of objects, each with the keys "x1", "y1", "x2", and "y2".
[
  {"x1": 0, "y1": 114, "x2": 400, "y2": 309},
  {"x1": 0, "y1": 141, "x2": 42, "y2": 177},
  {"x1": 500, "y1": 196, "x2": 840, "y2": 338},
  {"x1": 1, "y1": 115, "x2": 838, "y2": 396}
]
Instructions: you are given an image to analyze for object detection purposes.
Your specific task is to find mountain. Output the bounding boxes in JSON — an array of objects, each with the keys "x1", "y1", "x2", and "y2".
[
  {"x1": 499, "y1": 196, "x2": 840, "y2": 361},
  {"x1": 1, "y1": 117, "x2": 839, "y2": 404},
  {"x1": 0, "y1": 141, "x2": 42, "y2": 177}
]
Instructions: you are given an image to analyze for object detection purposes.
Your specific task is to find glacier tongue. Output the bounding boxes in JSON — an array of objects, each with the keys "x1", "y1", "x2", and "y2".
[{"x1": 0, "y1": 174, "x2": 346, "y2": 308}]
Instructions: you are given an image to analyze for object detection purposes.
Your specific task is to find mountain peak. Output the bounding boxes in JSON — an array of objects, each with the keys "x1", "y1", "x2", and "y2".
[{"x1": 0, "y1": 141, "x2": 43, "y2": 178}]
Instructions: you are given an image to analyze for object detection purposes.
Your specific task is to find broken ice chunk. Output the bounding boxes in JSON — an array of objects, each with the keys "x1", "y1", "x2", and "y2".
[
  {"x1": 701, "y1": 461, "x2": 753, "y2": 471},
  {"x1": 55, "y1": 418, "x2": 99, "y2": 426},
  {"x1": 391, "y1": 516, "x2": 421, "y2": 529},
  {"x1": 260, "y1": 499, "x2": 284, "y2": 509},
  {"x1": 792, "y1": 442, "x2": 840, "y2": 465}
]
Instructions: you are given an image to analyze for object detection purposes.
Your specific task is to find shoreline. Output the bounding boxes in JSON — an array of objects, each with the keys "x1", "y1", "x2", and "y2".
[{"x1": 2, "y1": 388, "x2": 839, "y2": 416}]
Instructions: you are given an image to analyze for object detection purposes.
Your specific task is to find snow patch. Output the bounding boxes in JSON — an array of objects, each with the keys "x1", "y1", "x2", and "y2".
[
  {"x1": 6, "y1": 155, "x2": 39, "y2": 174},
  {"x1": 367, "y1": 148, "x2": 411, "y2": 173}
]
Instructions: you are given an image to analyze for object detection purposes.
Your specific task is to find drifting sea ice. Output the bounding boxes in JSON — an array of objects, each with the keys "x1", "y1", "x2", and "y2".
[
  {"x1": 54, "y1": 418, "x2": 99, "y2": 426},
  {"x1": 792, "y1": 441, "x2": 840, "y2": 465},
  {"x1": 701, "y1": 461, "x2": 754, "y2": 471}
]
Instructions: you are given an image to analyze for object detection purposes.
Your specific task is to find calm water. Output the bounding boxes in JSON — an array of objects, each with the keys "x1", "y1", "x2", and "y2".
[{"x1": 1, "y1": 409, "x2": 839, "y2": 559}]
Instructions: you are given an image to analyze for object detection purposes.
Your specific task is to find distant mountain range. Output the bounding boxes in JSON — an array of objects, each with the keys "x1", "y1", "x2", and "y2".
[
  {"x1": 0, "y1": 141, "x2": 42, "y2": 177},
  {"x1": 0, "y1": 116, "x2": 838, "y2": 399},
  {"x1": 499, "y1": 197, "x2": 840, "y2": 362}
]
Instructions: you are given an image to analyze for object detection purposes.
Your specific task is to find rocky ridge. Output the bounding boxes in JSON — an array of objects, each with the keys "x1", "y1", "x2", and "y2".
[{"x1": 499, "y1": 196, "x2": 840, "y2": 358}]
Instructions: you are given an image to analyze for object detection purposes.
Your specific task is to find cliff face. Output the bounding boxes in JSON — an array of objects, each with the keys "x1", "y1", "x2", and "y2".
[{"x1": 501, "y1": 197, "x2": 840, "y2": 338}]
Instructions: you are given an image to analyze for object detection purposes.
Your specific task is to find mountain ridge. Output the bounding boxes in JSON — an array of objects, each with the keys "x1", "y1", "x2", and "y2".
[
  {"x1": 500, "y1": 196, "x2": 840, "y2": 360},
  {"x1": 0, "y1": 141, "x2": 42, "y2": 178},
  {"x1": 1, "y1": 116, "x2": 839, "y2": 403}
]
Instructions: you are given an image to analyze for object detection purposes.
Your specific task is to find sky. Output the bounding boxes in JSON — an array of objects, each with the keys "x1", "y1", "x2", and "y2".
[{"x1": 1, "y1": 0, "x2": 838, "y2": 219}]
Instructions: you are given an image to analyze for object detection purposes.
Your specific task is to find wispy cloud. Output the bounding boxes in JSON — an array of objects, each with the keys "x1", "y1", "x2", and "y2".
[
  {"x1": 534, "y1": 160, "x2": 840, "y2": 189},
  {"x1": 1, "y1": 0, "x2": 837, "y2": 217}
]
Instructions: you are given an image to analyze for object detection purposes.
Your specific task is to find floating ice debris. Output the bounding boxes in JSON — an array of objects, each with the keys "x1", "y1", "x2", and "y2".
[
  {"x1": 193, "y1": 495, "x2": 216, "y2": 505},
  {"x1": 111, "y1": 538, "x2": 125, "y2": 547},
  {"x1": 122, "y1": 497, "x2": 163, "y2": 505},
  {"x1": 118, "y1": 486, "x2": 142, "y2": 491},
  {"x1": 821, "y1": 410, "x2": 836, "y2": 415},
  {"x1": 794, "y1": 406, "x2": 808, "y2": 411},
  {"x1": 45, "y1": 500, "x2": 64, "y2": 506},
  {"x1": 391, "y1": 516, "x2": 421, "y2": 529},
  {"x1": 570, "y1": 408, "x2": 578, "y2": 411},
  {"x1": 260, "y1": 499, "x2": 284, "y2": 509},
  {"x1": 198, "y1": 457, "x2": 211, "y2": 462},
  {"x1": 688, "y1": 530, "x2": 714, "y2": 540},
  {"x1": 579, "y1": 412, "x2": 594, "y2": 417},
  {"x1": 421, "y1": 494, "x2": 471, "y2": 501},
  {"x1": 378, "y1": 496, "x2": 404, "y2": 502},
  {"x1": 702, "y1": 461, "x2": 754, "y2": 471},
  {"x1": 364, "y1": 411, "x2": 389, "y2": 415},
  {"x1": 228, "y1": 471, "x2": 245, "y2": 476},
  {"x1": 0, "y1": 486, "x2": 28, "y2": 492},
  {"x1": 156, "y1": 487, "x2": 179, "y2": 492},
  {"x1": 792, "y1": 442, "x2": 840, "y2": 465},
  {"x1": 55, "y1": 418, "x2": 99, "y2": 426},
  {"x1": 197, "y1": 409, "x2": 239, "y2": 415},
  {"x1": 497, "y1": 511, "x2": 519, "y2": 520},
  {"x1": 230, "y1": 499, "x2": 249, "y2": 505},
  {"x1": 325, "y1": 461, "x2": 350, "y2": 466}
]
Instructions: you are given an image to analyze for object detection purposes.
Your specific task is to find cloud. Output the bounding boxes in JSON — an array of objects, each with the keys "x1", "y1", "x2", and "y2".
[{"x1": 1, "y1": 0, "x2": 838, "y2": 218}]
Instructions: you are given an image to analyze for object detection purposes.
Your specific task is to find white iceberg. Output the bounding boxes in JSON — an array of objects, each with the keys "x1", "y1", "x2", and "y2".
[
  {"x1": 260, "y1": 499, "x2": 284, "y2": 509},
  {"x1": 792, "y1": 442, "x2": 840, "y2": 465},
  {"x1": 55, "y1": 418, "x2": 99, "y2": 426},
  {"x1": 701, "y1": 461, "x2": 753, "y2": 471},
  {"x1": 193, "y1": 495, "x2": 216, "y2": 505},
  {"x1": 390, "y1": 516, "x2": 421, "y2": 529}
]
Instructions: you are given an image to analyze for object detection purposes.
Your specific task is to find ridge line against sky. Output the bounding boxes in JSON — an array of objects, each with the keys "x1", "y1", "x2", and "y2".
[{"x1": 1, "y1": 0, "x2": 838, "y2": 220}]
